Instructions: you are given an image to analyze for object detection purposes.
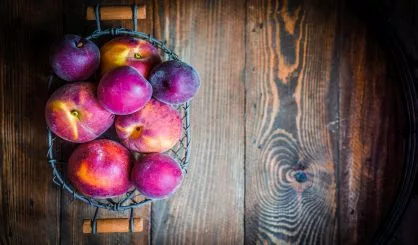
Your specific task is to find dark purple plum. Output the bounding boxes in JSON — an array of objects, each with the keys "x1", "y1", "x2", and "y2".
[
  {"x1": 98, "y1": 66, "x2": 152, "y2": 115},
  {"x1": 50, "y1": 35, "x2": 100, "y2": 81},
  {"x1": 148, "y1": 60, "x2": 200, "y2": 104},
  {"x1": 131, "y1": 153, "x2": 183, "y2": 199}
]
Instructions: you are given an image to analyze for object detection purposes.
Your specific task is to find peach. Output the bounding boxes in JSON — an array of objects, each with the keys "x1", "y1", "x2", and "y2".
[
  {"x1": 100, "y1": 36, "x2": 162, "y2": 78},
  {"x1": 131, "y1": 153, "x2": 183, "y2": 199},
  {"x1": 67, "y1": 139, "x2": 132, "y2": 198},
  {"x1": 45, "y1": 82, "x2": 114, "y2": 143},
  {"x1": 115, "y1": 99, "x2": 182, "y2": 153}
]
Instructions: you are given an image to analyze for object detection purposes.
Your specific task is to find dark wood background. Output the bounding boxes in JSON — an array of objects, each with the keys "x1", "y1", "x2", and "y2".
[{"x1": 1, "y1": 0, "x2": 417, "y2": 244}]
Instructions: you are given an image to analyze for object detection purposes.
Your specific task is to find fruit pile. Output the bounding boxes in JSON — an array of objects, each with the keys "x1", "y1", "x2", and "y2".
[{"x1": 45, "y1": 34, "x2": 200, "y2": 200}]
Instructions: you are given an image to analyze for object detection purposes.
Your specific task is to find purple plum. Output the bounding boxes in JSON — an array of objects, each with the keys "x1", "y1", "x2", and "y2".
[
  {"x1": 98, "y1": 66, "x2": 152, "y2": 115},
  {"x1": 131, "y1": 153, "x2": 183, "y2": 199},
  {"x1": 148, "y1": 60, "x2": 200, "y2": 104},
  {"x1": 50, "y1": 34, "x2": 100, "y2": 81}
]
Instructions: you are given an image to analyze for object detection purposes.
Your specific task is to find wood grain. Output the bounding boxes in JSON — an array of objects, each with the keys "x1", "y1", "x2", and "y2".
[
  {"x1": 245, "y1": 0, "x2": 404, "y2": 244},
  {"x1": 59, "y1": 1, "x2": 152, "y2": 244},
  {"x1": 245, "y1": 0, "x2": 338, "y2": 244},
  {"x1": 0, "y1": 0, "x2": 63, "y2": 244},
  {"x1": 151, "y1": 0, "x2": 246, "y2": 244},
  {"x1": 337, "y1": 8, "x2": 404, "y2": 244}
]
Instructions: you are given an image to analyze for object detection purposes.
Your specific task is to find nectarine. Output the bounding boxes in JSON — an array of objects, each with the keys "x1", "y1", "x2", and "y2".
[
  {"x1": 45, "y1": 82, "x2": 114, "y2": 143},
  {"x1": 115, "y1": 99, "x2": 182, "y2": 153}
]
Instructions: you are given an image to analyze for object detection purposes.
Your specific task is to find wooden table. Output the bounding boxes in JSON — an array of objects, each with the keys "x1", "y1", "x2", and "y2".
[{"x1": 1, "y1": 0, "x2": 416, "y2": 244}]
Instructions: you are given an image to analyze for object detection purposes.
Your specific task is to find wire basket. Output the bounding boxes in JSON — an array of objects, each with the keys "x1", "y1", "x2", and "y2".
[{"x1": 46, "y1": 5, "x2": 191, "y2": 213}]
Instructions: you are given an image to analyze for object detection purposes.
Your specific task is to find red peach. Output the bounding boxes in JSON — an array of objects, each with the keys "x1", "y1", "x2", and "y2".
[
  {"x1": 100, "y1": 36, "x2": 161, "y2": 78},
  {"x1": 131, "y1": 153, "x2": 183, "y2": 199},
  {"x1": 45, "y1": 82, "x2": 114, "y2": 143},
  {"x1": 115, "y1": 99, "x2": 182, "y2": 153},
  {"x1": 67, "y1": 139, "x2": 132, "y2": 198}
]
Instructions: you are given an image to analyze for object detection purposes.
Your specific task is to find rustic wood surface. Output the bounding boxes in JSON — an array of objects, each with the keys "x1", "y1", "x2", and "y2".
[
  {"x1": 337, "y1": 6, "x2": 405, "y2": 244},
  {"x1": 150, "y1": 0, "x2": 246, "y2": 244},
  {"x1": 0, "y1": 0, "x2": 63, "y2": 244},
  {"x1": 245, "y1": 1, "x2": 339, "y2": 243},
  {"x1": 245, "y1": 1, "x2": 403, "y2": 244},
  {"x1": 0, "y1": 0, "x2": 415, "y2": 244}
]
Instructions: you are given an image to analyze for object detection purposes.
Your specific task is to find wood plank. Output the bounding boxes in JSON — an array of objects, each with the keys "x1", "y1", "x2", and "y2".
[
  {"x1": 245, "y1": 0, "x2": 405, "y2": 244},
  {"x1": 337, "y1": 7, "x2": 404, "y2": 244},
  {"x1": 151, "y1": 0, "x2": 246, "y2": 244},
  {"x1": 0, "y1": 0, "x2": 63, "y2": 244},
  {"x1": 245, "y1": 0, "x2": 339, "y2": 243},
  {"x1": 59, "y1": 1, "x2": 153, "y2": 244}
]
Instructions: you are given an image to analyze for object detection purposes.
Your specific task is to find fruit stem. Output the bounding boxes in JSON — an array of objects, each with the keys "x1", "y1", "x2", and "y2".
[
  {"x1": 131, "y1": 126, "x2": 143, "y2": 139},
  {"x1": 71, "y1": 109, "x2": 80, "y2": 118},
  {"x1": 134, "y1": 53, "x2": 143, "y2": 59},
  {"x1": 76, "y1": 40, "x2": 84, "y2": 48}
]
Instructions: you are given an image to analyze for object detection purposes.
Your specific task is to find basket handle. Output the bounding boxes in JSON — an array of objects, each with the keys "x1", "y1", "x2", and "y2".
[
  {"x1": 82, "y1": 207, "x2": 144, "y2": 234},
  {"x1": 86, "y1": 5, "x2": 146, "y2": 21},
  {"x1": 82, "y1": 218, "x2": 144, "y2": 233}
]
